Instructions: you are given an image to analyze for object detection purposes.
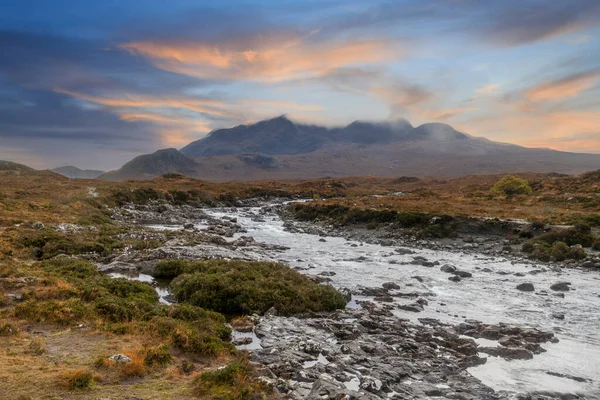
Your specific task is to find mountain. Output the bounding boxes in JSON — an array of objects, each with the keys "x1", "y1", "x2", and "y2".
[
  {"x1": 103, "y1": 117, "x2": 600, "y2": 181},
  {"x1": 52, "y1": 166, "x2": 105, "y2": 179},
  {"x1": 181, "y1": 116, "x2": 329, "y2": 157},
  {"x1": 99, "y1": 148, "x2": 198, "y2": 181},
  {"x1": 0, "y1": 160, "x2": 35, "y2": 173}
]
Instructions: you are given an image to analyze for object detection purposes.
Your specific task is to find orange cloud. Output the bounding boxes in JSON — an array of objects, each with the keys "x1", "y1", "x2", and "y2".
[
  {"x1": 119, "y1": 113, "x2": 212, "y2": 132},
  {"x1": 475, "y1": 83, "x2": 499, "y2": 94},
  {"x1": 524, "y1": 70, "x2": 600, "y2": 102},
  {"x1": 120, "y1": 35, "x2": 397, "y2": 83},
  {"x1": 455, "y1": 101, "x2": 600, "y2": 152},
  {"x1": 54, "y1": 88, "x2": 236, "y2": 119}
]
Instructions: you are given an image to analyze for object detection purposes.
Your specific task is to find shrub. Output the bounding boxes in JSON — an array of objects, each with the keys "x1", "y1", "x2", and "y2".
[
  {"x1": 27, "y1": 337, "x2": 47, "y2": 355},
  {"x1": 0, "y1": 321, "x2": 19, "y2": 336},
  {"x1": 170, "y1": 260, "x2": 347, "y2": 316},
  {"x1": 144, "y1": 344, "x2": 171, "y2": 366},
  {"x1": 62, "y1": 369, "x2": 95, "y2": 390},
  {"x1": 118, "y1": 354, "x2": 147, "y2": 378},
  {"x1": 593, "y1": 239, "x2": 600, "y2": 251},
  {"x1": 490, "y1": 176, "x2": 532, "y2": 196},
  {"x1": 192, "y1": 363, "x2": 271, "y2": 400},
  {"x1": 152, "y1": 259, "x2": 190, "y2": 279},
  {"x1": 534, "y1": 225, "x2": 595, "y2": 247}
]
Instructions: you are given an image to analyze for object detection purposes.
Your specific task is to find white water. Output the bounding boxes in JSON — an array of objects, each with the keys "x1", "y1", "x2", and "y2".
[{"x1": 199, "y1": 207, "x2": 600, "y2": 396}]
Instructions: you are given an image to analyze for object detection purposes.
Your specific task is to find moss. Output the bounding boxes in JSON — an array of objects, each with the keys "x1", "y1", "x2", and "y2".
[{"x1": 169, "y1": 260, "x2": 347, "y2": 316}]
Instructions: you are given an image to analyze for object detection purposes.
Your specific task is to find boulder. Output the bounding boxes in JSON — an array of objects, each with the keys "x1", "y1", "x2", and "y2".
[
  {"x1": 440, "y1": 264, "x2": 457, "y2": 273},
  {"x1": 550, "y1": 282, "x2": 571, "y2": 292},
  {"x1": 516, "y1": 283, "x2": 535, "y2": 292},
  {"x1": 109, "y1": 354, "x2": 132, "y2": 363}
]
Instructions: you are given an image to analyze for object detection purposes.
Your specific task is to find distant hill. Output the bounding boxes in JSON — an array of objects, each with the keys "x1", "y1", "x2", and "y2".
[
  {"x1": 52, "y1": 166, "x2": 105, "y2": 179},
  {"x1": 100, "y1": 148, "x2": 198, "y2": 181},
  {"x1": 103, "y1": 116, "x2": 600, "y2": 181},
  {"x1": 0, "y1": 160, "x2": 35, "y2": 173}
]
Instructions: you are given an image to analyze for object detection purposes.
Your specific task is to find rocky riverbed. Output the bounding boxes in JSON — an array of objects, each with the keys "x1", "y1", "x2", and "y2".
[{"x1": 105, "y1": 202, "x2": 600, "y2": 399}]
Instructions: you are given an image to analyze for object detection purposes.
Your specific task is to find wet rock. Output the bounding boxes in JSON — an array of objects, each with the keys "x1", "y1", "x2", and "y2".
[
  {"x1": 550, "y1": 282, "x2": 571, "y2": 292},
  {"x1": 516, "y1": 283, "x2": 535, "y2": 292},
  {"x1": 374, "y1": 296, "x2": 394, "y2": 303},
  {"x1": 382, "y1": 282, "x2": 400, "y2": 290},
  {"x1": 183, "y1": 222, "x2": 194, "y2": 229},
  {"x1": 479, "y1": 346, "x2": 533, "y2": 360},
  {"x1": 232, "y1": 337, "x2": 253, "y2": 346},
  {"x1": 453, "y1": 270, "x2": 472, "y2": 278},
  {"x1": 448, "y1": 275, "x2": 462, "y2": 282},
  {"x1": 440, "y1": 264, "x2": 457, "y2": 273},
  {"x1": 398, "y1": 302, "x2": 424, "y2": 312},
  {"x1": 339, "y1": 288, "x2": 352, "y2": 302},
  {"x1": 395, "y1": 247, "x2": 415, "y2": 255},
  {"x1": 318, "y1": 271, "x2": 336, "y2": 277},
  {"x1": 319, "y1": 238, "x2": 327, "y2": 242},
  {"x1": 551, "y1": 312, "x2": 565, "y2": 320},
  {"x1": 546, "y1": 371, "x2": 591, "y2": 383},
  {"x1": 231, "y1": 317, "x2": 254, "y2": 332}
]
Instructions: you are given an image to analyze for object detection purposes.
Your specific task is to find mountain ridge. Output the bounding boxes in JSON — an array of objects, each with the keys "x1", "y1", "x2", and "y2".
[{"x1": 96, "y1": 116, "x2": 600, "y2": 181}]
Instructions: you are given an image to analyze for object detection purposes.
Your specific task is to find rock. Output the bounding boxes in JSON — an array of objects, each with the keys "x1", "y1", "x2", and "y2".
[
  {"x1": 516, "y1": 283, "x2": 535, "y2": 292},
  {"x1": 479, "y1": 346, "x2": 533, "y2": 360},
  {"x1": 31, "y1": 221, "x2": 45, "y2": 230},
  {"x1": 550, "y1": 282, "x2": 571, "y2": 292},
  {"x1": 109, "y1": 354, "x2": 132, "y2": 363},
  {"x1": 339, "y1": 288, "x2": 352, "y2": 302},
  {"x1": 440, "y1": 264, "x2": 457, "y2": 273},
  {"x1": 265, "y1": 307, "x2": 278, "y2": 316},
  {"x1": 318, "y1": 271, "x2": 336, "y2": 277},
  {"x1": 551, "y1": 312, "x2": 565, "y2": 320},
  {"x1": 231, "y1": 317, "x2": 254, "y2": 332},
  {"x1": 183, "y1": 222, "x2": 194, "y2": 229},
  {"x1": 453, "y1": 270, "x2": 472, "y2": 278},
  {"x1": 398, "y1": 302, "x2": 424, "y2": 312},
  {"x1": 448, "y1": 275, "x2": 462, "y2": 282},
  {"x1": 382, "y1": 282, "x2": 400, "y2": 290},
  {"x1": 232, "y1": 337, "x2": 253, "y2": 346},
  {"x1": 319, "y1": 238, "x2": 327, "y2": 242},
  {"x1": 374, "y1": 296, "x2": 394, "y2": 303},
  {"x1": 395, "y1": 247, "x2": 415, "y2": 255}
]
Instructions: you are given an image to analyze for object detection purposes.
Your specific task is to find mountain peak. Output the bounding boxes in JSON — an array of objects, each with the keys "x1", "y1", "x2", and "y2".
[{"x1": 414, "y1": 122, "x2": 467, "y2": 140}]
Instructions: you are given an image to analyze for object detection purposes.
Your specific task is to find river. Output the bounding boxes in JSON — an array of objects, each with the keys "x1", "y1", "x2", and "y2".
[{"x1": 197, "y1": 206, "x2": 600, "y2": 396}]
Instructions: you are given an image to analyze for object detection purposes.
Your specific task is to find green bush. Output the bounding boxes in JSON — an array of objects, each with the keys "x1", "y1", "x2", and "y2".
[
  {"x1": 490, "y1": 175, "x2": 532, "y2": 196},
  {"x1": 169, "y1": 260, "x2": 347, "y2": 316},
  {"x1": 192, "y1": 363, "x2": 271, "y2": 400},
  {"x1": 144, "y1": 344, "x2": 172, "y2": 366},
  {"x1": 534, "y1": 225, "x2": 595, "y2": 247},
  {"x1": 152, "y1": 259, "x2": 190, "y2": 279}
]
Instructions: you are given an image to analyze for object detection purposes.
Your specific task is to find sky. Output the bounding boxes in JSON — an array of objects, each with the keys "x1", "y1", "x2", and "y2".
[{"x1": 0, "y1": 0, "x2": 599, "y2": 170}]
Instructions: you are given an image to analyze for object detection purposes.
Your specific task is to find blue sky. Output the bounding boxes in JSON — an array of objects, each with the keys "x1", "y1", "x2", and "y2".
[{"x1": 0, "y1": 0, "x2": 599, "y2": 169}]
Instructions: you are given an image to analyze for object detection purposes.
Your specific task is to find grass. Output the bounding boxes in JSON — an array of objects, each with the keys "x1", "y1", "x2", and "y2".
[
  {"x1": 165, "y1": 259, "x2": 348, "y2": 316},
  {"x1": 1, "y1": 168, "x2": 600, "y2": 398}
]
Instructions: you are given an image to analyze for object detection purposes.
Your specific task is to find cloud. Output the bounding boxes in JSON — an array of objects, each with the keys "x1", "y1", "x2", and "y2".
[
  {"x1": 524, "y1": 69, "x2": 600, "y2": 102},
  {"x1": 475, "y1": 84, "x2": 499, "y2": 94},
  {"x1": 120, "y1": 34, "x2": 398, "y2": 83},
  {"x1": 328, "y1": 0, "x2": 600, "y2": 48}
]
